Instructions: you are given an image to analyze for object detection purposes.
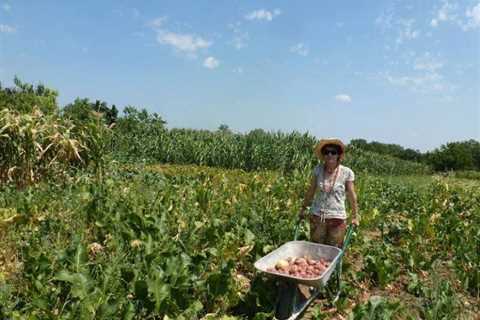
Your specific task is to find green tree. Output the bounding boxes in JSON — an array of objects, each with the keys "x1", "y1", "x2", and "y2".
[
  {"x1": 427, "y1": 140, "x2": 480, "y2": 171},
  {"x1": 350, "y1": 138, "x2": 423, "y2": 162},
  {"x1": 62, "y1": 98, "x2": 95, "y2": 123},
  {"x1": 92, "y1": 100, "x2": 118, "y2": 125},
  {"x1": 63, "y1": 98, "x2": 118, "y2": 125},
  {"x1": 0, "y1": 77, "x2": 58, "y2": 114},
  {"x1": 217, "y1": 124, "x2": 231, "y2": 134}
]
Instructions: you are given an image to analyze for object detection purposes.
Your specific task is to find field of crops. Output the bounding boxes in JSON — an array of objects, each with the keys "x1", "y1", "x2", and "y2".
[
  {"x1": 112, "y1": 120, "x2": 430, "y2": 176},
  {"x1": 1, "y1": 160, "x2": 478, "y2": 319}
]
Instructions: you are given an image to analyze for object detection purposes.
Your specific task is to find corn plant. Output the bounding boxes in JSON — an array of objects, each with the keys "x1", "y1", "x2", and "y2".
[{"x1": 0, "y1": 107, "x2": 86, "y2": 186}]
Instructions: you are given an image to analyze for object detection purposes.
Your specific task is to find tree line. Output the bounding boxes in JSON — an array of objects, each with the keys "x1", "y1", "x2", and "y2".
[
  {"x1": 2, "y1": 78, "x2": 479, "y2": 173},
  {"x1": 350, "y1": 138, "x2": 480, "y2": 172}
]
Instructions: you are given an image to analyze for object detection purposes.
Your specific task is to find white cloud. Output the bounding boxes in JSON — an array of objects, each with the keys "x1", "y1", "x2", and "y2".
[
  {"x1": 290, "y1": 42, "x2": 309, "y2": 56},
  {"x1": 233, "y1": 67, "x2": 244, "y2": 74},
  {"x1": 203, "y1": 56, "x2": 219, "y2": 69},
  {"x1": 157, "y1": 31, "x2": 211, "y2": 53},
  {"x1": 396, "y1": 19, "x2": 420, "y2": 44},
  {"x1": 375, "y1": 10, "x2": 420, "y2": 46},
  {"x1": 429, "y1": 0, "x2": 480, "y2": 31},
  {"x1": 413, "y1": 53, "x2": 444, "y2": 73},
  {"x1": 335, "y1": 94, "x2": 352, "y2": 103},
  {"x1": 2, "y1": 3, "x2": 11, "y2": 11},
  {"x1": 232, "y1": 32, "x2": 248, "y2": 49},
  {"x1": 150, "y1": 16, "x2": 167, "y2": 29},
  {"x1": 245, "y1": 9, "x2": 281, "y2": 21},
  {"x1": 381, "y1": 52, "x2": 454, "y2": 94},
  {"x1": 149, "y1": 17, "x2": 212, "y2": 57},
  {"x1": 430, "y1": 1, "x2": 455, "y2": 27},
  {"x1": 436, "y1": 1, "x2": 457, "y2": 22},
  {"x1": 228, "y1": 23, "x2": 249, "y2": 49},
  {"x1": 383, "y1": 72, "x2": 445, "y2": 91},
  {"x1": 464, "y1": 3, "x2": 480, "y2": 30},
  {"x1": 374, "y1": 8, "x2": 394, "y2": 32},
  {"x1": 0, "y1": 24, "x2": 15, "y2": 33}
]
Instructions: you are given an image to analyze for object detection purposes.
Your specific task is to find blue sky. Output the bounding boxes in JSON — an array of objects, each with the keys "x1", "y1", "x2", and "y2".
[{"x1": 0, "y1": 0, "x2": 479, "y2": 151}]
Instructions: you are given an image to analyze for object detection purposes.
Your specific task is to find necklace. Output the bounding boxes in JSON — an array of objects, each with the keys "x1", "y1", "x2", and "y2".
[{"x1": 323, "y1": 165, "x2": 339, "y2": 193}]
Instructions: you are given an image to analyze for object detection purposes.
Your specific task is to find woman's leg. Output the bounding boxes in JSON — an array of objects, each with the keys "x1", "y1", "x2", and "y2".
[
  {"x1": 309, "y1": 215, "x2": 327, "y2": 244},
  {"x1": 325, "y1": 219, "x2": 347, "y2": 248}
]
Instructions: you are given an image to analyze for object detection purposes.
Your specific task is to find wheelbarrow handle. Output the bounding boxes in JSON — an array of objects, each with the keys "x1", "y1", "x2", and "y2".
[
  {"x1": 342, "y1": 224, "x2": 356, "y2": 252},
  {"x1": 293, "y1": 218, "x2": 302, "y2": 241}
]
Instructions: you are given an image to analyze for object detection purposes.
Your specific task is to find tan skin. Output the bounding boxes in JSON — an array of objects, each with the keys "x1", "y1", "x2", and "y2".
[{"x1": 299, "y1": 148, "x2": 359, "y2": 225}]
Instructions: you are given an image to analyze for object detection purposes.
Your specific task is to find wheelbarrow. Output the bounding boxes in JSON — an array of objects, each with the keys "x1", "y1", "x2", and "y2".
[{"x1": 254, "y1": 220, "x2": 356, "y2": 320}]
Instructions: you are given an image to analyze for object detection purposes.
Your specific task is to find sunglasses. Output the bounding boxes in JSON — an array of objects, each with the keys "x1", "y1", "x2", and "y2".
[{"x1": 322, "y1": 149, "x2": 339, "y2": 156}]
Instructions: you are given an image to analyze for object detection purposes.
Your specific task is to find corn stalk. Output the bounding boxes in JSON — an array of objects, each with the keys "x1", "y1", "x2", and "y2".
[{"x1": 0, "y1": 106, "x2": 87, "y2": 186}]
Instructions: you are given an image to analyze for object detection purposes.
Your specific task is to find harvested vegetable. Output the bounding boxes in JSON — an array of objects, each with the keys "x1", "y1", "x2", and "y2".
[
  {"x1": 266, "y1": 255, "x2": 331, "y2": 279},
  {"x1": 275, "y1": 259, "x2": 289, "y2": 270}
]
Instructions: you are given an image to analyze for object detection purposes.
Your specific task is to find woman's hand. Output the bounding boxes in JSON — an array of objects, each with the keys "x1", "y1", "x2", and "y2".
[
  {"x1": 352, "y1": 217, "x2": 360, "y2": 226},
  {"x1": 346, "y1": 181, "x2": 359, "y2": 227}
]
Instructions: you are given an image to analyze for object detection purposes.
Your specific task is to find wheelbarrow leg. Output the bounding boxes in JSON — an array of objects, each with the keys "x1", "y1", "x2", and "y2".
[
  {"x1": 275, "y1": 281, "x2": 320, "y2": 320},
  {"x1": 325, "y1": 260, "x2": 342, "y2": 305},
  {"x1": 275, "y1": 281, "x2": 303, "y2": 319}
]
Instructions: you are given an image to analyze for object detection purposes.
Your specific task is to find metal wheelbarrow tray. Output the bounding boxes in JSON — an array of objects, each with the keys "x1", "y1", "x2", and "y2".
[
  {"x1": 253, "y1": 224, "x2": 356, "y2": 320},
  {"x1": 254, "y1": 240, "x2": 342, "y2": 288}
]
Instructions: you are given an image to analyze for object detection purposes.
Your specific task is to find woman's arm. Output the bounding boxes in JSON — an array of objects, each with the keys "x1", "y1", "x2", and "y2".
[
  {"x1": 346, "y1": 181, "x2": 359, "y2": 225},
  {"x1": 299, "y1": 175, "x2": 317, "y2": 219}
]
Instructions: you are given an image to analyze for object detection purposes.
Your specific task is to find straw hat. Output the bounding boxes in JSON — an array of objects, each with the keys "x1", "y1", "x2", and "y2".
[{"x1": 314, "y1": 138, "x2": 345, "y2": 160}]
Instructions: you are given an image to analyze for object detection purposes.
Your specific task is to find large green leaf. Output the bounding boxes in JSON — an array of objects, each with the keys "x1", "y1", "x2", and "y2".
[{"x1": 55, "y1": 270, "x2": 92, "y2": 300}]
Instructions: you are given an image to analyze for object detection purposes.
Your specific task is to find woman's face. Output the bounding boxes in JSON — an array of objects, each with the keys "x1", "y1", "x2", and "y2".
[{"x1": 322, "y1": 146, "x2": 340, "y2": 165}]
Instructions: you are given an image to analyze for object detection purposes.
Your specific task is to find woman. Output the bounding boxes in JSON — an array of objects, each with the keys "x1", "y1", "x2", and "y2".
[{"x1": 299, "y1": 138, "x2": 359, "y2": 247}]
